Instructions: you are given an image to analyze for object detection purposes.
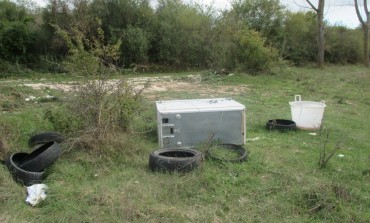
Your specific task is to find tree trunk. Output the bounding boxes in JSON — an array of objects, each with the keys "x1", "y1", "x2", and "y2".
[
  {"x1": 364, "y1": 26, "x2": 369, "y2": 67},
  {"x1": 354, "y1": 0, "x2": 370, "y2": 67},
  {"x1": 306, "y1": 0, "x2": 325, "y2": 68},
  {"x1": 317, "y1": 3, "x2": 325, "y2": 68},
  {"x1": 317, "y1": 6, "x2": 325, "y2": 68}
]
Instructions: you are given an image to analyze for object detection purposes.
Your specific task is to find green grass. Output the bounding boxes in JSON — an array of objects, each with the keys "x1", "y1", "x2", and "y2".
[{"x1": 1, "y1": 65, "x2": 369, "y2": 222}]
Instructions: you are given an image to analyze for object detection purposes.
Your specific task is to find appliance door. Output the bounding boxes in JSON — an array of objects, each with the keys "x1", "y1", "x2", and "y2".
[{"x1": 160, "y1": 110, "x2": 244, "y2": 148}]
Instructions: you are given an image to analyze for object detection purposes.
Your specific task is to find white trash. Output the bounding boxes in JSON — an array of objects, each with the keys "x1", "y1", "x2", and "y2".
[
  {"x1": 289, "y1": 95, "x2": 326, "y2": 130},
  {"x1": 25, "y1": 184, "x2": 48, "y2": 206}
]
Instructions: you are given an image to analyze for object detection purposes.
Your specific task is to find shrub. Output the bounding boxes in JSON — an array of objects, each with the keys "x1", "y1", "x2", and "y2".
[
  {"x1": 214, "y1": 28, "x2": 280, "y2": 73},
  {"x1": 50, "y1": 21, "x2": 149, "y2": 152},
  {"x1": 325, "y1": 26, "x2": 362, "y2": 64},
  {"x1": 121, "y1": 26, "x2": 150, "y2": 66},
  {"x1": 233, "y1": 29, "x2": 280, "y2": 72}
]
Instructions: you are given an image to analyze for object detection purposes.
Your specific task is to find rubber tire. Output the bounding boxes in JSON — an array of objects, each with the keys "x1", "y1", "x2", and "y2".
[
  {"x1": 19, "y1": 141, "x2": 61, "y2": 172},
  {"x1": 149, "y1": 148, "x2": 203, "y2": 173},
  {"x1": 266, "y1": 119, "x2": 296, "y2": 131},
  {"x1": 206, "y1": 144, "x2": 248, "y2": 162},
  {"x1": 28, "y1": 132, "x2": 64, "y2": 147},
  {"x1": 6, "y1": 153, "x2": 45, "y2": 186}
]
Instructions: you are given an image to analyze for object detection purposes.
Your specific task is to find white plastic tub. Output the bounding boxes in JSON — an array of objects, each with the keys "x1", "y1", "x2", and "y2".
[{"x1": 289, "y1": 95, "x2": 326, "y2": 130}]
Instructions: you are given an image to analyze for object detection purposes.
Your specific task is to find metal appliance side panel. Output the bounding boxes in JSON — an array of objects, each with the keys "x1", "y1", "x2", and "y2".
[
  {"x1": 160, "y1": 110, "x2": 245, "y2": 148},
  {"x1": 157, "y1": 109, "x2": 163, "y2": 147}
]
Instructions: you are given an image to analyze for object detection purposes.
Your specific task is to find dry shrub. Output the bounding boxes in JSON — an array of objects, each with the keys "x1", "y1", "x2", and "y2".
[{"x1": 48, "y1": 21, "x2": 150, "y2": 153}]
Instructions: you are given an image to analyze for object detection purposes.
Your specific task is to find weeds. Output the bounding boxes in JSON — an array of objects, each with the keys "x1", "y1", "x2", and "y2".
[
  {"x1": 318, "y1": 130, "x2": 341, "y2": 169},
  {"x1": 48, "y1": 21, "x2": 150, "y2": 152}
]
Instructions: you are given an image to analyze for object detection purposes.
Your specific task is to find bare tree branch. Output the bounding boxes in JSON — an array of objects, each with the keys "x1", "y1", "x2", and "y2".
[
  {"x1": 355, "y1": 0, "x2": 366, "y2": 25},
  {"x1": 293, "y1": 0, "x2": 312, "y2": 10},
  {"x1": 306, "y1": 0, "x2": 318, "y2": 11},
  {"x1": 365, "y1": 0, "x2": 369, "y2": 16}
]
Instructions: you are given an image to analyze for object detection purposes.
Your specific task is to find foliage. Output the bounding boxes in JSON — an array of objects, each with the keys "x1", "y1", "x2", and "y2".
[
  {"x1": 0, "y1": 0, "x2": 37, "y2": 63},
  {"x1": 212, "y1": 21, "x2": 280, "y2": 72},
  {"x1": 151, "y1": 0, "x2": 213, "y2": 67},
  {"x1": 120, "y1": 26, "x2": 150, "y2": 66},
  {"x1": 0, "y1": 0, "x2": 367, "y2": 72},
  {"x1": 230, "y1": 0, "x2": 286, "y2": 49},
  {"x1": 39, "y1": 0, "x2": 71, "y2": 57},
  {"x1": 89, "y1": 0, "x2": 154, "y2": 40},
  {"x1": 233, "y1": 29, "x2": 279, "y2": 72},
  {"x1": 282, "y1": 12, "x2": 317, "y2": 65},
  {"x1": 52, "y1": 21, "x2": 147, "y2": 150},
  {"x1": 325, "y1": 26, "x2": 363, "y2": 64}
]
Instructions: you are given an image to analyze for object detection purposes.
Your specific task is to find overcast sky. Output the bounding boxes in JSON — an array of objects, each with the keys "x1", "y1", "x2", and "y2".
[
  {"x1": 200, "y1": 0, "x2": 362, "y2": 28},
  {"x1": 33, "y1": 0, "x2": 363, "y2": 28}
]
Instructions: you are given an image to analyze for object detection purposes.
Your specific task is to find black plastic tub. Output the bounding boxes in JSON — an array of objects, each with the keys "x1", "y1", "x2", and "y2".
[{"x1": 266, "y1": 119, "x2": 296, "y2": 131}]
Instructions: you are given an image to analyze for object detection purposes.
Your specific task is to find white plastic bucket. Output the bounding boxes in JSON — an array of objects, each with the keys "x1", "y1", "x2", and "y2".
[{"x1": 289, "y1": 95, "x2": 326, "y2": 130}]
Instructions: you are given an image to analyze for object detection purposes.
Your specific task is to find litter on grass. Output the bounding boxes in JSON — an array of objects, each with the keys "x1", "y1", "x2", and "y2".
[
  {"x1": 338, "y1": 154, "x2": 345, "y2": 158},
  {"x1": 246, "y1": 137, "x2": 260, "y2": 141},
  {"x1": 308, "y1": 133, "x2": 317, "y2": 136},
  {"x1": 25, "y1": 184, "x2": 48, "y2": 206}
]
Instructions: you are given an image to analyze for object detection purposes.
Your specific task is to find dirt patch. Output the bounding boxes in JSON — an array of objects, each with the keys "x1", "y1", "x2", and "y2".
[{"x1": 21, "y1": 75, "x2": 249, "y2": 99}]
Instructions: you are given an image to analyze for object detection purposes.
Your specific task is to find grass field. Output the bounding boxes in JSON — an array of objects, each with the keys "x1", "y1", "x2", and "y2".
[{"x1": 0, "y1": 65, "x2": 369, "y2": 222}]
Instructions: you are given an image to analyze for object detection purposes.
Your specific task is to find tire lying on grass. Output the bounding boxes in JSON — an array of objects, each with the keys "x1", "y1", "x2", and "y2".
[
  {"x1": 28, "y1": 132, "x2": 64, "y2": 147},
  {"x1": 206, "y1": 144, "x2": 248, "y2": 162},
  {"x1": 266, "y1": 119, "x2": 296, "y2": 131},
  {"x1": 6, "y1": 153, "x2": 45, "y2": 186},
  {"x1": 149, "y1": 148, "x2": 203, "y2": 173},
  {"x1": 19, "y1": 141, "x2": 61, "y2": 172}
]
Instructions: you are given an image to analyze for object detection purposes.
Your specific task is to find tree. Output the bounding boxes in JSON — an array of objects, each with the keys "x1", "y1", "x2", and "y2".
[
  {"x1": 212, "y1": 10, "x2": 279, "y2": 72},
  {"x1": 230, "y1": 0, "x2": 286, "y2": 50},
  {"x1": 0, "y1": 0, "x2": 37, "y2": 63},
  {"x1": 325, "y1": 26, "x2": 362, "y2": 64},
  {"x1": 354, "y1": 0, "x2": 370, "y2": 66},
  {"x1": 306, "y1": 0, "x2": 325, "y2": 68},
  {"x1": 283, "y1": 12, "x2": 317, "y2": 65},
  {"x1": 151, "y1": 0, "x2": 213, "y2": 67}
]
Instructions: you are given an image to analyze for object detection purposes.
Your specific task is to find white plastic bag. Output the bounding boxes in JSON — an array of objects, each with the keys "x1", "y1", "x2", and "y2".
[{"x1": 25, "y1": 184, "x2": 48, "y2": 206}]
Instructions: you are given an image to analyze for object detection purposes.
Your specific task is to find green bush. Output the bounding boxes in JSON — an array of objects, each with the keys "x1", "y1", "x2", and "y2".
[
  {"x1": 233, "y1": 29, "x2": 279, "y2": 72},
  {"x1": 325, "y1": 26, "x2": 362, "y2": 64},
  {"x1": 282, "y1": 12, "x2": 317, "y2": 65},
  {"x1": 121, "y1": 26, "x2": 150, "y2": 66},
  {"x1": 213, "y1": 27, "x2": 280, "y2": 72}
]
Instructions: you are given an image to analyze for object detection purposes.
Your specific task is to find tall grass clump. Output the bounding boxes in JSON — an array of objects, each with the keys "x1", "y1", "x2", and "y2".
[{"x1": 46, "y1": 20, "x2": 149, "y2": 152}]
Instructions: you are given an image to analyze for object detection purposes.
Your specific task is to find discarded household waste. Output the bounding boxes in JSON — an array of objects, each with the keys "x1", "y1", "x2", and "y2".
[{"x1": 25, "y1": 184, "x2": 48, "y2": 206}]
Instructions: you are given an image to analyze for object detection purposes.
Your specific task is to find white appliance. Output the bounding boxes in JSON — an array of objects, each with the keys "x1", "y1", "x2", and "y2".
[{"x1": 155, "y1": 98, "x2": 246, "y2": 148}]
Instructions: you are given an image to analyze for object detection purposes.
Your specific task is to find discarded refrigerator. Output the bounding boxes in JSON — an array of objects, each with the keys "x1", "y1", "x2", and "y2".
[{"x1": 155, "y1": 98, "x2": 246, "y2": 148}]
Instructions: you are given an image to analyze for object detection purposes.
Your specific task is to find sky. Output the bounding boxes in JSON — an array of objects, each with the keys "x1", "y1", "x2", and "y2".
[
  {"x1": 200, "y1": 0, "x2": 362, "y2": 28},
  {"x1": 33, "y1": 0, "x2": 363, "y2": 28}
]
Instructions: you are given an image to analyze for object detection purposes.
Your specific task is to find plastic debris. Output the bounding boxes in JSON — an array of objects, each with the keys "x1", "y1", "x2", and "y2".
[
  {"x1": 247, "y1": 137, "x2": 260, "y2": 141},
  {"x1": 25, "y1": 96, "x2": 36, "y2": 102},
  {"x1": 338, "y1": 154, "x2": 345, "y2": 158},
  {"x1": 308, "y1": 133, "x2": 317, "y2": 136},
  {"x1": 25, "y1": 184, "x2": 48, "y2": 206}
]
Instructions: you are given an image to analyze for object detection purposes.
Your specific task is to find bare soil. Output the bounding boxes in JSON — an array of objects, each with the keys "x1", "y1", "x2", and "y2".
[{"x1": 22, "y1": 75, "x2": 249, "y2": 99}]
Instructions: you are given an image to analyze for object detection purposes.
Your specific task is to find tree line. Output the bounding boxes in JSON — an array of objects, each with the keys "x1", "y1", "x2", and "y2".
[{"x1": 0, "y1": 0, "x2": 366, "y2": 74}]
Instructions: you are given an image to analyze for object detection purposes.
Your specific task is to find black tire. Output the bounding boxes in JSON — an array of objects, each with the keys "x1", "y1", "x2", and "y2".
[
  {"x1": 19, "y1": 141, "x2": 61, "y2": 172},
  {"x1": 266, "y1": 119, "x2": 296, "y2": 131},
  {"x1": 28, "y1": 132, "x2": 64, "y2": 147},
  {"x1": 206, "y1": 144, "x2": 248, "y2": 162},
  {"x1": 149, "y1": 148, "x2": 203, "y2": 173},
  {"x1": 6, "y1": 153, "x2": 45, "y2": 186}
]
